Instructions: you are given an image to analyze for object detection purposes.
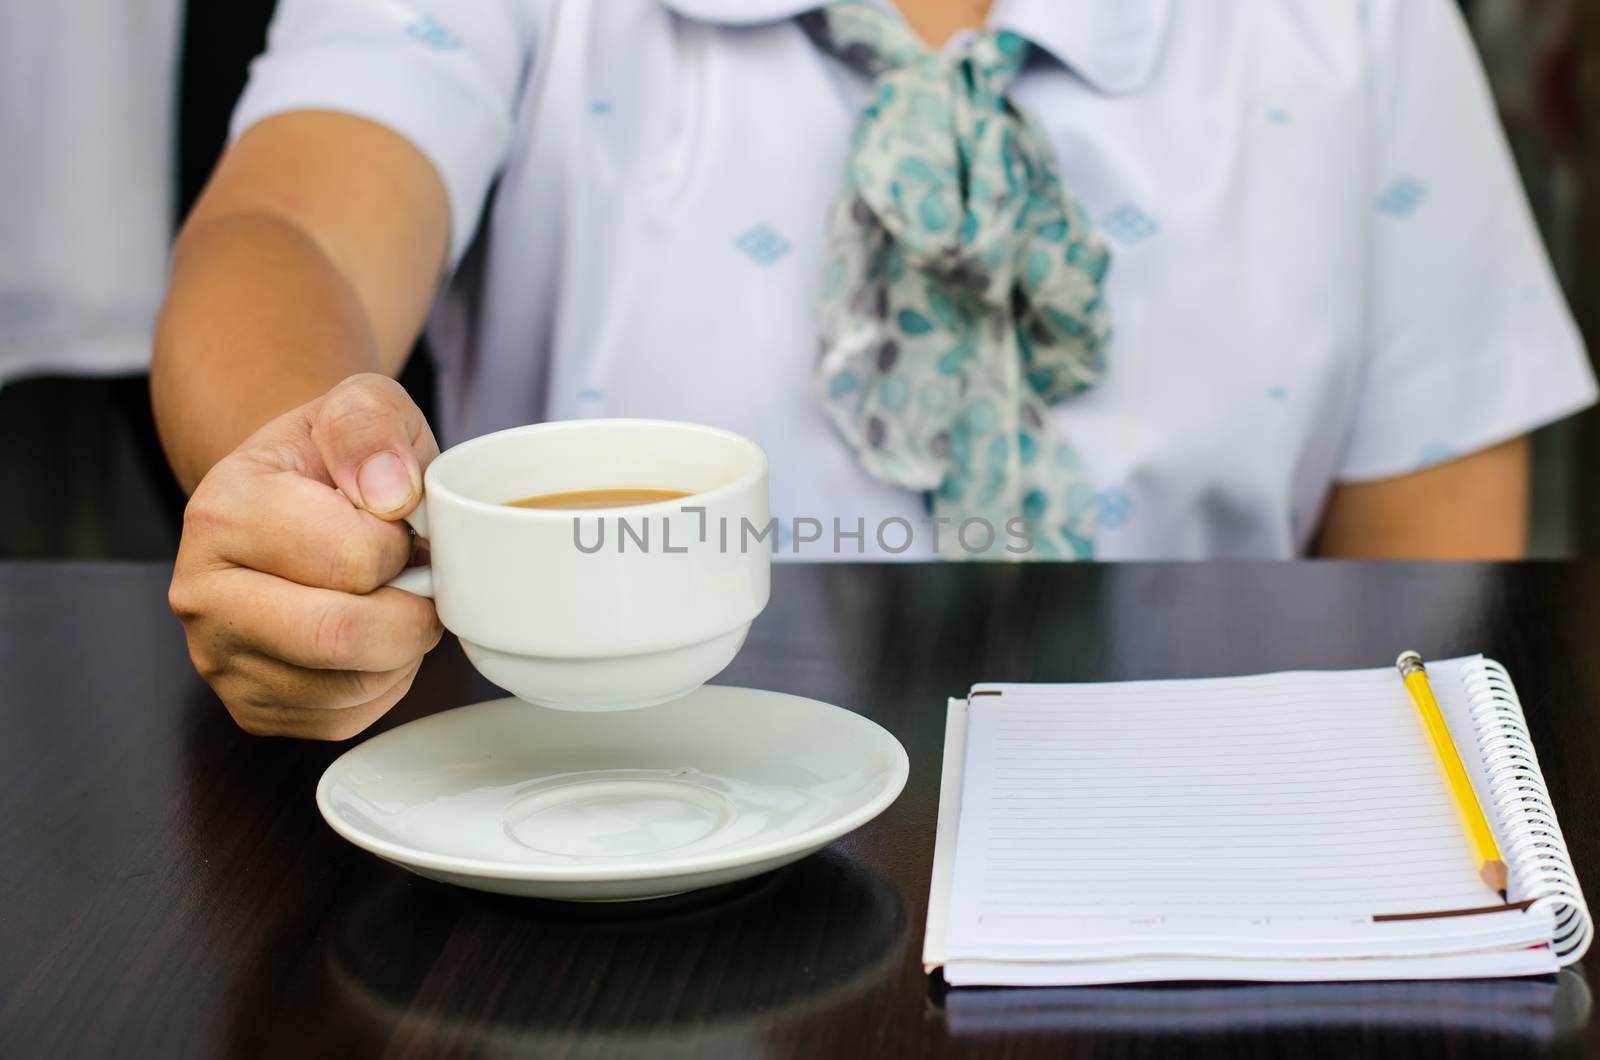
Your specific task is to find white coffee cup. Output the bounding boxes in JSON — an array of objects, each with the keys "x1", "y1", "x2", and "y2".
[{"x1": 386, "y1": 419, "x2": 770, "y2": 711}]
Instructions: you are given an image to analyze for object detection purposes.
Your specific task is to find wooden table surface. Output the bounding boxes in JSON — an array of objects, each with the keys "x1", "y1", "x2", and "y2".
[{"x1": 2, "y1": 560, "x2": 1598, "y2": 1058}]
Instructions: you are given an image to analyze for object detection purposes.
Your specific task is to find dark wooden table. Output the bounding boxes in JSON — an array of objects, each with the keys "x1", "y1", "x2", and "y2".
[{"x1": 3, "y1": 561, "x2": 1598, "y2": 1058}]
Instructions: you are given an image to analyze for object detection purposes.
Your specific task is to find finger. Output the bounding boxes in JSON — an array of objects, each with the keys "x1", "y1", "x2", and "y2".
[
  {"x1": 309, "y1": 373, "x2": 439, "y2": 519},
  {"x1": 218, "y1": 653, "x2": 424, "y2": 712},
  {"x1": 203, "y1": 567, "x2": 444, "y2": 672},
  {"x1": 201, "y1": 468, "x2": 415, "y2": 593},
  {"x1": 223, "y1": 659, "x2": 424, "y2": 741}
]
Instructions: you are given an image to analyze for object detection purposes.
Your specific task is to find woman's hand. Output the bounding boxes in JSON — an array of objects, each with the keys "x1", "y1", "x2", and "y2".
[{"x1": 169, "y1": 374, "x2": 445, "y2": 739}]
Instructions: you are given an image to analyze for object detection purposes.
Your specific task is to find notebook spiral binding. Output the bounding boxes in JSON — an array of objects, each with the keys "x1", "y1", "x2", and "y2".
[{"x1": 1464, "y1": 658, "x2": 1593, "y2": 964}]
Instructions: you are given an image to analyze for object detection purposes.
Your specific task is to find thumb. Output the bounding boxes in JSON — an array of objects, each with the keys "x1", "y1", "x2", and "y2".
[{"x1": 309, "y1": 373, "x2": 439, "y2": 519}]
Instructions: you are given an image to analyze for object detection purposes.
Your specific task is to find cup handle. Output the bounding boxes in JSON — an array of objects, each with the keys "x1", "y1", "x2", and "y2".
[{"x1": 382, "y1": 497, "x2": 433, "y2": 599}]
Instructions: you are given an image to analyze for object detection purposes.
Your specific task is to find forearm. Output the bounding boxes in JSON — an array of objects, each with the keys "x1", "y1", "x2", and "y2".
[
  {"x1": 152, "y1": 211, "x2": 388, "y2": 493},
  {"x1": 151, "y1": 112, "x2": 450, "y2": 493},
  {"x1": 1312, "y1": 437, "x2": 1529, "y2": 559}
]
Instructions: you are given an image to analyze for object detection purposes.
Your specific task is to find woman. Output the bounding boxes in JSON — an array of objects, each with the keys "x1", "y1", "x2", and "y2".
[{"x1": 155, "y1": 0, "x2": 1595, "y2": 738}]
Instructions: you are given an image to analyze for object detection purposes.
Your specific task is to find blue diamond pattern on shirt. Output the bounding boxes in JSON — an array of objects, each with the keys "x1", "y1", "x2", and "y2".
[
  {"x1": 405, "y1": 16, "x2": 461, "y2": 50},
  {"x1": 735, "y1": 224, "x2": 791, "y2": 265},
  {"x1": 589, "y1": 100, "x2": 612, "y2": 115},
  {"x1": 1267, "y1": 385, "x2": 1289, "y2": 401},
  {"x1": 1101, "y1": 204, "x2": 1159, "y2": 245},
  {"x1": 1095, "y1": 488, "x2": 1134, "y2": 530},
  {"x1": 1376, "y1": 177, "x2": 1427, "y2": 218},
  {"x1": 578, "y1": 386, "x2": 603, "y2": 402},
  {"x1": 1266, "y1": 108, "x2": 1292, "y2": 124}
]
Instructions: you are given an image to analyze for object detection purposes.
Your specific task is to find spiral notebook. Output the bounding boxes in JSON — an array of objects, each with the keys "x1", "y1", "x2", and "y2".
[{"x1": 924, "y1": 656, "x2": 1592, "y2": 986}]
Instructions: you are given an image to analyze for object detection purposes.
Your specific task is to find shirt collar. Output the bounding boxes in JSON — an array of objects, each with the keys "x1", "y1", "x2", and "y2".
[{"x1": 657, "y1": 0, "x2": 1171, "y2": 95}]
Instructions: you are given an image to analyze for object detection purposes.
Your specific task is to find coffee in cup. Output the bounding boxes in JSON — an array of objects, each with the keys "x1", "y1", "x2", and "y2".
[{"x1": 504, "y1": 488, "x2": 694, "y2": 510}]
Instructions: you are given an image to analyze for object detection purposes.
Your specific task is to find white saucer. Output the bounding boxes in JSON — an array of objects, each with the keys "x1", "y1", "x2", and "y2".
[{"x1": 316, "y1": 686, "x2": 909, "y2": 900}]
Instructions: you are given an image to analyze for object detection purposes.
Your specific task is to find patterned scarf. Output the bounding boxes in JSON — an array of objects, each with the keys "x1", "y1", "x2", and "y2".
[{"x1": 804, "y1": 2, "x2": 1112, "y2": 559}]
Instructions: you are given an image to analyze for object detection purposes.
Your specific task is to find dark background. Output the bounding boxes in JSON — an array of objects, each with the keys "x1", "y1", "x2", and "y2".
[{"x1": 0, "y1": 0, "x2": 1588, "y2": 559}]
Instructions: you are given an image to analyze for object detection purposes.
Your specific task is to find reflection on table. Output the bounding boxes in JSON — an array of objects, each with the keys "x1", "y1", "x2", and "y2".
[{"x1": 937, "y1": 971, "x2": 1591, "y2": 1044}]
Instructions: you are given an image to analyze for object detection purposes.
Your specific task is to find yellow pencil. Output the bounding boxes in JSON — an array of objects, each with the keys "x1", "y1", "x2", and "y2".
[{"x1": 1396, "y1": 651, "x2": 1508, "y2": 899}]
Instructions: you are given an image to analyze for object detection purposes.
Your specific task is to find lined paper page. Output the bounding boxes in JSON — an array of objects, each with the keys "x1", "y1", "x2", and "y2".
[{"x1": 944, "y1": 662, "x2": 1542, "y2": 962}]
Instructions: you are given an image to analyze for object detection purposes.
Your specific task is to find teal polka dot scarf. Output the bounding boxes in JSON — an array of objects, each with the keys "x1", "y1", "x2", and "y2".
[{"x1": 802, "y1": 3, "x2": 1112, "y2": 559}]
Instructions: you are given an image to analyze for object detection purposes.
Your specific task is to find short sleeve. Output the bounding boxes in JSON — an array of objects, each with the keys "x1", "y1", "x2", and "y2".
[
  {"x1": 230, "y1": 0, "x2": 539, "y2": 268},
  {"x1": 1335, "y1": 0, "x2": 1596, "y2": 482}
]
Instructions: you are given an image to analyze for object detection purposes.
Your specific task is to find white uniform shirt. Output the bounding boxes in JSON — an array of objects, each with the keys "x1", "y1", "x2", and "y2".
[
  {"x1": 233, "y1": 0, "x2": 1597, "y2": 559},
  {"x1": 1, "y1": 0, "x2": 181, "y2": 384}
]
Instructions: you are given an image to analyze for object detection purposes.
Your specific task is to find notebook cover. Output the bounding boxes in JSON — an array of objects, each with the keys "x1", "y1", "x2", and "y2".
[{"x1": 922, "y1": 696, "x2": 968, "y2": 975}]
